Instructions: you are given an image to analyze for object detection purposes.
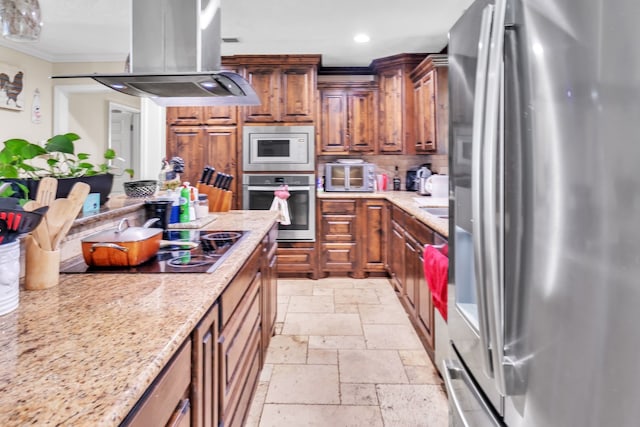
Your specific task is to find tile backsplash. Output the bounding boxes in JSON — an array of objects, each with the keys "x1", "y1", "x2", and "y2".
[{"x1": 318, "y1": 154, "x2": 449, "y2": 190}]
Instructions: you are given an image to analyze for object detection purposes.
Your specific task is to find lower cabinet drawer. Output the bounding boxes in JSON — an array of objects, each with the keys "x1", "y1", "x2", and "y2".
[
  {"x1": 320, "y1": 242, "x2": 357, "y2": 270},
  {"x1": 124, "y1": 339, "x2": 192, "y2": 427},
  {"x1": 277, "y1": 244, "x2": 315, "y2": 272},
  {"x1": 220, "y1": 272, "x2": 262, "y2": 427}
]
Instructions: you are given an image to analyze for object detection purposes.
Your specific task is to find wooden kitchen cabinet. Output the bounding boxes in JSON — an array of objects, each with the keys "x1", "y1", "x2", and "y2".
[
  {"x1": 166, "y1": 63, "x2": 240, "y2": 126},
  {"x1": 261, "y1": 224, "x2": 278, "y2": 362},
  {"x1": 389, "y1": 205, "x2": 407, "y2": 294},
  {"x1": 166, "y1": 126, "x2": 239, "y2": 208},
  {"x1": 318, "y1": 81, "x2": 378, "y2": 154},
  {"x1": 319, "y1": 199, "x2": 359, "y2": 275},
  {"x1": 191, "y1": 304, "x2": 219, "y2": 427},
  {"x1": 219, "y1": 244, "x2": 263, "y2": 427},
  {"x1": 318, "y1": 198, "x2": 388, "y2": 278},
  {"x1": 404, "y1": 231, "x2": 420, "y2": 316},
  {"x1": 387, "y1": 204, "x2": 438, "y2": 360},
  {"x1": 276, "y1": 242, "x2": 318, "y2": 279},
  {"x1": 122, "y1": 339, "x2": 192, "y2": 427},
  {"x1": 372, "y1": 54, "x2": 427, "y2": 154},
  {"x1": 238, "y1": 55, "x2": 320, "y2": 124},
  {"x1": 407, "y1": 219, "x2": 436, "y2": 357},
  {"x1": 123, "y1": 229, "x2": 277, "y2": 427},
  {"x1": 412, "y1": 220, "x2": 436, "y2": 358},
  {"x1": 360, "y1": 199, "x2": 388, "y2": 272},
  {"x1": 166, "y1": 105, "x2": 237, "y2": 126},
  {"x1": 411, "y1": 54, "x2": 449, "y2": 153}
]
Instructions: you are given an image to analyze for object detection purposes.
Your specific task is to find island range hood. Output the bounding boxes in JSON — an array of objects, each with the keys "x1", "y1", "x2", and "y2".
[{"x1": 52, "y1": 0, "x2": 260, "y2": 107}]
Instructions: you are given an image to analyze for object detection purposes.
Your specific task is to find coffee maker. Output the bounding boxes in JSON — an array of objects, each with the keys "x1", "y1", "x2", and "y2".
[{"x1": 405, "y1": 163, "x2": 432, "y2": 191}]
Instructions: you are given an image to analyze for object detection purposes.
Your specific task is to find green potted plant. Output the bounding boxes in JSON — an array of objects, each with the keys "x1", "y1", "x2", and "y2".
[{"x1": 0, "y1": 133, "x2": 134, "y2": 205}]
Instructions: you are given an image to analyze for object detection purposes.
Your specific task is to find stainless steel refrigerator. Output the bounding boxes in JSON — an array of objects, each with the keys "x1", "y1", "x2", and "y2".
[{"x1": 445, "y1": 0, "x2": 640, "y2": 425}]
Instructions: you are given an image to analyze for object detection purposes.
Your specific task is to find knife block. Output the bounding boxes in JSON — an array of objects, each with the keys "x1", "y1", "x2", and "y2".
[
  {"x1": 211, "y1": 190, "x2": 232, "y2": 212},
  {"x1": 196, "y1": 183, "x2": 232, "y2": 212}
]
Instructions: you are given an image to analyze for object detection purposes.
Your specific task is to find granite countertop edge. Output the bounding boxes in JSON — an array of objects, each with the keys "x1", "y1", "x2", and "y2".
[{"x1": 0, "y1": 210, "x2": 278, "y2": 427}]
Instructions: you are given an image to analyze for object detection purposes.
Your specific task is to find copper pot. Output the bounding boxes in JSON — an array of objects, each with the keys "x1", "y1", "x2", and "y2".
[{"x1": 81, "y1": 218, "x2": 163, "y2": 267}]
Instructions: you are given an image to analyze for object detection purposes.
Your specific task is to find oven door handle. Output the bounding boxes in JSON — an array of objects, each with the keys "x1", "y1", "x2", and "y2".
[{"x1": 246, "y1": 186, "x2": 312, "y2": 191}]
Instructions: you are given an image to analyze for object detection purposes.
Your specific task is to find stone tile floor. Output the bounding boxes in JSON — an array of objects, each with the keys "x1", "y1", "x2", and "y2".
[{"x1": 245, "y1": 278, "x2": 448, "y2": 427}]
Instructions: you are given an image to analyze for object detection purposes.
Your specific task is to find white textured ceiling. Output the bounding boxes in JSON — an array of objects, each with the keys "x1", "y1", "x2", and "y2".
[{"x1": 0, "y1": 0, "x2": 473, "y2": 67}]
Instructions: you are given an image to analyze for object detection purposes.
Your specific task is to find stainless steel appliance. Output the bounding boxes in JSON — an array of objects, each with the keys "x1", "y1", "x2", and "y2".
[
  {"x1": 61, "y1": 231, "x2": 248, "y2": 274},
  {"x1": 242, "y1": 126, "x2": 315, "y2": 172},
  {"x1": 446, "y1": 0, "x2": 640, "y2": 426},
  {"x1": 242, "y1": 174, "x2": 315, "y2": 242},
  {"x1": 52, "y1": 0, "x2": 259, "y2": 107},
  {"x1": 406, "y1": 163, "x2": 432, "y2": 192},
  {"x1": 324, "y1": 162, "x2": 375, "y2": 192}
]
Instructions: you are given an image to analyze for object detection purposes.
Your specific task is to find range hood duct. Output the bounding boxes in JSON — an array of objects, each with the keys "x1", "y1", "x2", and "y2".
[{"x1": 52, "y1": 0, "x2": 260, "y2": 107}]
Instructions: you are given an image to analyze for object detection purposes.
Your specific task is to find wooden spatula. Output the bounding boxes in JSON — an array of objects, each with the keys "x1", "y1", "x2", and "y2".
[
  {"x1": 50, "y1": 182, "x2": 90, "y2": 249},
  {"x1": 23, "y1": 200, "x2": 52, "y2": 251},
  {"x1": 35, "y1": 177, "x2": 58, "y2": 206}
]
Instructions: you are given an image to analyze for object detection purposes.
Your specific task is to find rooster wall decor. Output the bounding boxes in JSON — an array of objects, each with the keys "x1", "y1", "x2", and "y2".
[{"x1": 0, "y1": 63, "x2": 25, "y2": 110}]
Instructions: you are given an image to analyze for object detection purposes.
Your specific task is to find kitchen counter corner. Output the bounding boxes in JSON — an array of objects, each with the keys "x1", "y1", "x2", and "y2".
[{"x1": 0, "y1": 210, "x2": 278, "y2": 426}]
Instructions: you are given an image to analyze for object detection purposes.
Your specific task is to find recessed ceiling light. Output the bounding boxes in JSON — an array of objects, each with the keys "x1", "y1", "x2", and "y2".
[{"x1": 354, "y1": 33, "x2": 370, "y2": 43}]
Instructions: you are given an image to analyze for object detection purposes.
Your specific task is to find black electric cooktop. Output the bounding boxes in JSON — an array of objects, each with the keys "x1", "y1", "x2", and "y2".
[{"x1": 61, "y1": 230, "x2": 249, "y2": 274}]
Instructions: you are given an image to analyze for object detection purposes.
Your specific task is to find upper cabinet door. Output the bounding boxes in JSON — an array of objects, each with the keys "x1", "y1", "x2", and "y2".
[
  {"x1": 378, "y1": 69, "x2": 404, "y2": 153},
  {"x1": 372, "y1": 53, "x2": 427, "y2": 154},
  {"x1": 281, "y1": 65, "x2": 316, "y2": 123},
  {"x1": 167, "y1": 106, "x2": 237, "y2": 126},
  {"x1": 410, "y1": 54, "x2": 449, "y2": 154},
  {"x1": 242, "y1": 66, "x2": 281, "y2": 123},
  {"x1": 348, "y1": 90, "x2": 377, "y2": 153},
  {"x1": 319, "y1": 90, "x2": 349, "y2": 154},
  {"x1": 238, "y1": 55, "x2": 320, "y2": 124},
  {"x1": 166, "y1": 107, "x2": 204, "y2": 126},
  {"x1": 318, "y1": 82, "x2": 378, "y2": 155}
]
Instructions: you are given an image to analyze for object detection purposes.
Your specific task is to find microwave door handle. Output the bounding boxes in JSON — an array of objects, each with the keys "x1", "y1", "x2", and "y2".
[{"x1": 471, "y1": 2, "x2": 495, "y2": 381}]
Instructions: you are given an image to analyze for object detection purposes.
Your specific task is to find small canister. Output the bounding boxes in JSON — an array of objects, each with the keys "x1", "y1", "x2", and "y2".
[{"x1": 196, "y1": 194, "x2": 209, "y2": 218}]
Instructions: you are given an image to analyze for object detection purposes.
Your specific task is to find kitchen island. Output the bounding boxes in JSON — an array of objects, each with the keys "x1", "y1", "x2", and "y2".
[{"x1": 0, "y1": 210, "x2": 279, "y2": 426}]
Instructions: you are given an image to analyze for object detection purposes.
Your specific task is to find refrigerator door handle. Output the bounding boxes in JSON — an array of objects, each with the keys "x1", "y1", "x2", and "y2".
[
  {"x1": 482, "y1": 0, "x2": 508, "y2": 396},
  {"x1": 443, "y1": 359, "x2": 503, "y2": 427},
  {"x1": 471, "y1": 3, "x2": 495, "y2": 380}
]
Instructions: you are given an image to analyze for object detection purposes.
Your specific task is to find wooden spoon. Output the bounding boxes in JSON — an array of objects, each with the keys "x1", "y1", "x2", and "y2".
[
  {"x1": 35, "y1": 177, "x2": 58, "y2": 206},
  {"x1": 23, "y1": 200, "x2": 52, "y2": 251}
]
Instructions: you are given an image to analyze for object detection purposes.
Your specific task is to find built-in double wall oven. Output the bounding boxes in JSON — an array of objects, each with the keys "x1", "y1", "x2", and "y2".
[{"x1": 242, "y1": 126, "x2": 316, "y2": 242}]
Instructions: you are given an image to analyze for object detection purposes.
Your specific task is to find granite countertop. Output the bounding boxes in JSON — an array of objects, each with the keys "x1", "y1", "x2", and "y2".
[
  {"x1": 0, "y1": 210, "x2": 279, "y2": 427},
  {"x1": 317, "y1": 190, "x2": 449, "y2": 237}
]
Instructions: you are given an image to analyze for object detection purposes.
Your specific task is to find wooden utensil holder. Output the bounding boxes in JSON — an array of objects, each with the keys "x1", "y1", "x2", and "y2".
[
  {"x1": 194, "y1": 184, "x2": 232, "y2": 212},
  {"x1": 24, "y1": 235, "x2": 60, "y2": 290}
]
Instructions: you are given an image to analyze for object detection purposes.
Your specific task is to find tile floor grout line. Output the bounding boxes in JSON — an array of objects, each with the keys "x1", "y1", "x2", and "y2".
[{"x1": 255, "y1": 278, "x2": 448, "y2": 426}]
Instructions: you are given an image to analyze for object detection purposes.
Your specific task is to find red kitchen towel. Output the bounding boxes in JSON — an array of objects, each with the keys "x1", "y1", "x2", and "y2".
[{"x1": 423, "y1": 244, "x2": 449, "y2": 321}]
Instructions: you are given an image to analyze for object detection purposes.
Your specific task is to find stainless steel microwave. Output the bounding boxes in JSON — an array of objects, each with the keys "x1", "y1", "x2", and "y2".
[
  {"x1": 242, "y1": 125, "x2": 315, "y2": 172},
  {"x1": 325, "y1": 162, "x2": 376, "y2": 192}
]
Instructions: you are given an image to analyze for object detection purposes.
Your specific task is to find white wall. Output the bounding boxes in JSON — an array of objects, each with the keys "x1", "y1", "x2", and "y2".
[
  {"x1": 66, "y1": 89, "x2": 140, "y2": 162},
  {"x1": 0, "y1": 49, "x2": 165, "y2": 181},
  {"x1": 0, "y1": 46, "x2": 53, "y2": 143}
]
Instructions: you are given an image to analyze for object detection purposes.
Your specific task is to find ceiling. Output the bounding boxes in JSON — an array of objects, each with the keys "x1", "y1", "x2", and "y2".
[{"x1": 0, "y1": 0, "x2": 473, "y2": 67}]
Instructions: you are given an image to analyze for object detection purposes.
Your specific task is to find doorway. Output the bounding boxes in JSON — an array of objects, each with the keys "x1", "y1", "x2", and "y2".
[{"x1": 109, "y1": 102, "x2": 141, "y2": 193}]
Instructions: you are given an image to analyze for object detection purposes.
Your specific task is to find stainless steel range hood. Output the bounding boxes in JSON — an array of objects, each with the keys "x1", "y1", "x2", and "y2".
[{"x1": 52, "y1": 0, "x2": 260, "y2": 107}]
